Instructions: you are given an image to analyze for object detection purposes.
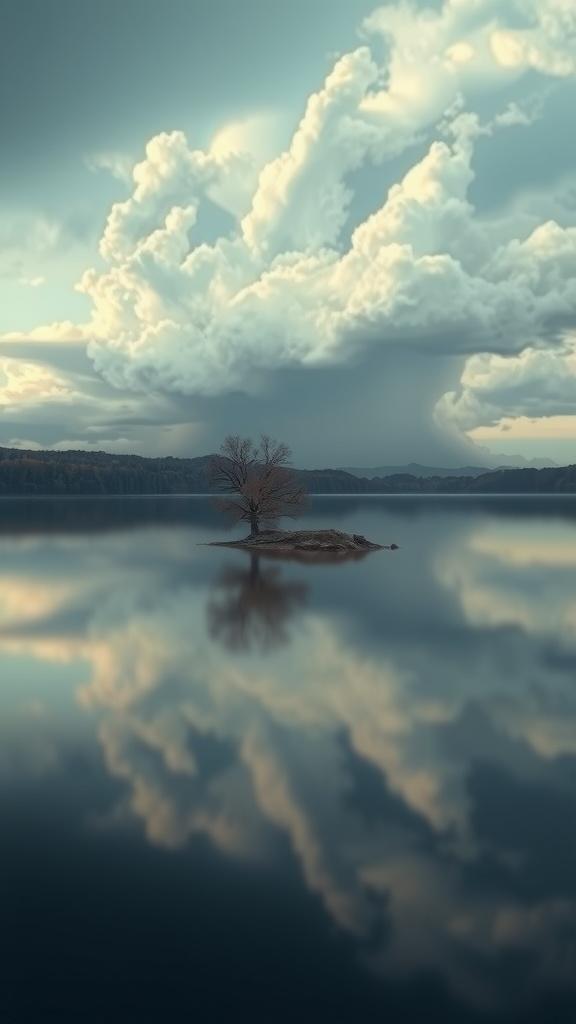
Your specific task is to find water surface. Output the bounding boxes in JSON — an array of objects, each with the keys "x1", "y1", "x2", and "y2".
[{"x1": 3, "y1": 495, "x2": 576, "y2": 1022}]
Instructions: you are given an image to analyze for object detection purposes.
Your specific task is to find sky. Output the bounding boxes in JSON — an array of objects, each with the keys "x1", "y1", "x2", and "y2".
[{"x1": 3, "y1": 0, "x2": 576, "y2": 468}]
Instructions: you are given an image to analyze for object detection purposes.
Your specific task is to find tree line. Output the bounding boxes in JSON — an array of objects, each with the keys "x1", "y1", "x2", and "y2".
[{"x1": 1, "y1": 445, "x2": 576, "y2": 495}]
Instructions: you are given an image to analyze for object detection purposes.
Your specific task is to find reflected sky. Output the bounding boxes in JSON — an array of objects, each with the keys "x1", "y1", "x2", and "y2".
[{"x1": 3, "y1": 496, "x2": 576, "y2": 1021}]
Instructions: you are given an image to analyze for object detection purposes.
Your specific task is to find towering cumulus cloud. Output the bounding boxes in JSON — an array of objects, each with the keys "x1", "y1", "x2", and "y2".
[{"x1": 4, "y1": 0, "x2": 576, "y2": 460}]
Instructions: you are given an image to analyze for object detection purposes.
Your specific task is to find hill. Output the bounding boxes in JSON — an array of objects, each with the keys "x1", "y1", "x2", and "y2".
[
  {"x1": 365, "y1": 466, "x2": 576, "y2": 493},
  {"x1": 340, "y1": 463, "x2": 493, "y2": 478},
  {"x1": 0, "y1": 446, "x2": 575, "y2": 495},
  {"x1": 341, "y1": 458, "x2": 556, "y2": 477}
]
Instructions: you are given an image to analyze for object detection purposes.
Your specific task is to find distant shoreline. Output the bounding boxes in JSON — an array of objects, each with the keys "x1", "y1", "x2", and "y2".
[
  {"x1": 1, "y1": 492, "x2": 576, "y2": 500},
  {"x1": 0, "y1": 446, "x2": 575, "y2": 495}
]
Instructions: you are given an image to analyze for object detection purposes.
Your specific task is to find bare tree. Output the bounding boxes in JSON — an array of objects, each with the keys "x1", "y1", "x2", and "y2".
[{"x1": 210, "y1": 435, "x2": 306, "y2": 537}]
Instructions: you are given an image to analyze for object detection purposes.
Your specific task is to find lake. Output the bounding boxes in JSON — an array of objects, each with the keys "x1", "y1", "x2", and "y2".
[{"x1": 2, "y1": 495, "x2": 576, "y2": 1022}]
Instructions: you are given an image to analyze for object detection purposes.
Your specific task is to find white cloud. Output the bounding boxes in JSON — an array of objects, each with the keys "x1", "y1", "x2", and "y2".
[
  {"x1": 0, "y1": 322, "x2": 86, "y2": 343},
  {"x1": 209, "y1": 115, "x2": 278, "y2": 164},
  {"x1": 241, "y1": 47, "x2": 383, "y2": 254},
  {"x1": 80, "y1": 116, "x2": 576, "y2": 398},
  {"x1": 437, "y1": 340, "x2": 576, "y2": 431},
  {"x1": 98, "y1": 129, "x2": 261, "y2": 264},
  {"x1": 0, "y1": 358, "x2": 76, "y2": 409}
]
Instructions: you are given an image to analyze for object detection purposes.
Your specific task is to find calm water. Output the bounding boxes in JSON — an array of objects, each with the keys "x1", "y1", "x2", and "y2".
[{"x1": 3, "y1": 495, "x2": 576, "y2": 1022}]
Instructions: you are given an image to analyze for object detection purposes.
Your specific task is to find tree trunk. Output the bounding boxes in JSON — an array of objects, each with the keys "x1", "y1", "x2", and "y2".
[{"x1": 249, "y1": 514, "x2": 259, "y2": 538}]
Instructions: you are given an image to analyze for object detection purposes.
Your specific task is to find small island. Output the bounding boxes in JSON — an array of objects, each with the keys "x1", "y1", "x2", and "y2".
[
  {"x1": 208, "y1": 436, "x2": 397, "y2": 559},
  {"x1": 209, "y1": 527, "x2": 396, "y2": 559}
]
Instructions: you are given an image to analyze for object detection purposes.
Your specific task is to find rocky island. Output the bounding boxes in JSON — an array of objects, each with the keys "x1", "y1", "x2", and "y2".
[
  {"x1": 209, "y1": 528, "x2": 397, "y2": 560},
  {"x1": 207, "y1": 438, "x2": 399, "y2": 559}
]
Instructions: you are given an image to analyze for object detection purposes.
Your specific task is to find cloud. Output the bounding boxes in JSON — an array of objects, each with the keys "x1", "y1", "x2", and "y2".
[
  {"x1": 0, "y1": 339, "x2": 208, "y2": 455},
  {"x1": 209, "y1": 115, "x2": 278, "y2": 164},
  {"x1": 0, "y1": 323, "x2": 86, "y2": 343},
  {"x1": 74, "y1": 1, "x2": 576, "y2": 405},
  {"x1": 97, "y1": 129, "x2": 261, "y2": 264},
  {"x1": 437, "y1": 339, "x2": 576, "y2": 431},
  {"x1": 85, "y1": 151, "x2": 134, "y2": 184},
  {"x1": 81, "y1": 115, "x2": 576, "y2": 402},
  {"x1": 241, "y1": 47, "x2": 383, "y2": 254},
  {"x1": 0, "y1": 357, "x2": 77, "y2": 409},
  {"x1": 5, "y1": 0, "x2": 576, "y2": 458}
]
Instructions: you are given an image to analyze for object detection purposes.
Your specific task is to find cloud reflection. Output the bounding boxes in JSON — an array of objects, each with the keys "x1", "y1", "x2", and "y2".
[{"x1": 2, "y1": 503, "x2": 576, "y2": 1011}]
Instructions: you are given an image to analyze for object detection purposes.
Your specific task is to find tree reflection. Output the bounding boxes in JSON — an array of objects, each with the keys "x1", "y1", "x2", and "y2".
[{"x1": 207, "y1": 553, "x2": 308, "y2": 652}]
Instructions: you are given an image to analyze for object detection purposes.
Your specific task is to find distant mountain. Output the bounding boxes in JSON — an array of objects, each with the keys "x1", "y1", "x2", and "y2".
[
  {"x1": 342, "y1": 458, "x2": 558, "y2": 476},
  {"x1": 479, "y1": 454, "x2": 558, "y2": 469},
  {"x1": 359, "y1": 466, "x2": 576, "y2": 494},
  {"x1": 0, "y1": 446, "x2": 575, "y2": 495},
  {"x1": 341, "y1": 463, "x2": 493, "y2": 479}
]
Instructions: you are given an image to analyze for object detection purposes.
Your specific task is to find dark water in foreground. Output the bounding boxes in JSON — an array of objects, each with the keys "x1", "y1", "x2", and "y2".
[{"x1": 2, "y1": 495, "x2": 576, "y2": 1022}]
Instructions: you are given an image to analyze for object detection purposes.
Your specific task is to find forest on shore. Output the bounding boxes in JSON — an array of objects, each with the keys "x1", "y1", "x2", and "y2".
[{"x1": 1, "y1": 446, "x2": 576, "y2": 495}]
